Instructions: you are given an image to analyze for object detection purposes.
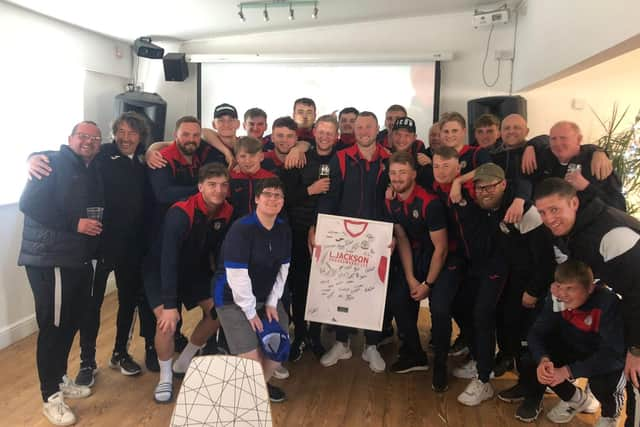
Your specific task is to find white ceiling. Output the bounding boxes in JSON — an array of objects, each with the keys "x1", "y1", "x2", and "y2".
[{"x1": 6, "y1": 0, "x2": 510, "y2": 43}]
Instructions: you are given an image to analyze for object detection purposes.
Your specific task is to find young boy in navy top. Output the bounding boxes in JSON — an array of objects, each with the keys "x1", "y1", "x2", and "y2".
[
  {"x1": 514, "y1": 260, "x2": 626, "y2": 425},
  {"x1": 229, "y1": 137, "x2": 276, "y2": 217}
]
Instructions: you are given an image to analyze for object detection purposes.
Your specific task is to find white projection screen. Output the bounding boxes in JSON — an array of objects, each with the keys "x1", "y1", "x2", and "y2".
[{"x1": 200, "y1": 62, "x2": 437, "y2": 141}]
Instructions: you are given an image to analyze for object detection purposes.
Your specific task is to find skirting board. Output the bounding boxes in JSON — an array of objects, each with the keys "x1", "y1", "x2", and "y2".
[{"x1": 0, "y1": 274, "x2": 117, "y2": 350}]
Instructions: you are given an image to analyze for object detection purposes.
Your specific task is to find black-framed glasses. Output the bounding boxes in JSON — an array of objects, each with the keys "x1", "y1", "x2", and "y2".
[
  {"x1": 73, "y1": 133, "x2": 102, "y2": 143},
  {"x1": 475, "y1": 180, "x2": 503, "y2": 193}
]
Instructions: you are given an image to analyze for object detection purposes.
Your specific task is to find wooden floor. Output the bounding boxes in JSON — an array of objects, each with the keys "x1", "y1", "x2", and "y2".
[{"x1": 0, "y1": 293, "x2": 618, "y2": 426}]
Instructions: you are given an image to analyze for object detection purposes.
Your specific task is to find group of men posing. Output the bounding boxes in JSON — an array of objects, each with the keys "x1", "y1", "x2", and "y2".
[{"x1": 19, "y1": 97, "x2": 640, "y2": 427}]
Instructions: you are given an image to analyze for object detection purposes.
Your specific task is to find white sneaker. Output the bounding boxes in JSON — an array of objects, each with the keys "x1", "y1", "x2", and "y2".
[
  {"x1": 273, "y1": 365, "x2": 290, "y2": 379},
  {"x1": 584, "y1": 385, "x2": 601, "y2": 413},
  {"x1": 546, "y1": 388, "x2": 595, "y2": 424},
  {"x1": 43, "y1": 391, "x2": 76, "y2": 426},
  {"x1": 362, "y1": 345, "x2": 386, "y2": 373},
  {"x1": 320, "y1": 342, "x2": 352, "y2": 367},
  {"x1": 452, "y1": 360, "x2": 477, "y2": 379},
  {"x1": 594, "y1": 417, "x2": 619, "y2": 427},
  {"x1": 457, "y1": 378, "x2": 494, "y2": 406},
  {"x1": 59, "y1": 375, "x2": 91, "y2": 399}
]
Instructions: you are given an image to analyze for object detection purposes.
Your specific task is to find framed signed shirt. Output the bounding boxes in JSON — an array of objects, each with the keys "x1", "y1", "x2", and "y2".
[{"x1": 305, "y1": 214, "x2": 393, "y2": 331}]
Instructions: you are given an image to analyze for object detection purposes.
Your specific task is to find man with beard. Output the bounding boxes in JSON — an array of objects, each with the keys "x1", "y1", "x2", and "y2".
[
  {"x1": 280, "y1": 115, "x2": 338, "y2": 362},
  {"x1": 534, "y1": 178, "x2": 640, "y2": 427},
  {"x1": 310, "y1": 111, "x2": 390, "y2": 372},
  {"x1": 383, "y1": 151, "x2": 448, "y2": 384}
]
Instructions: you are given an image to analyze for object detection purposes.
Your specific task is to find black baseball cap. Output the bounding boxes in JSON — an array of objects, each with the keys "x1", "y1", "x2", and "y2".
[
  {"x1": 213, "y1": 103, "x2": 238, "y2": 119},
  {"x1": 392, "y1": 117, "x2": 416, "y2": 134}
]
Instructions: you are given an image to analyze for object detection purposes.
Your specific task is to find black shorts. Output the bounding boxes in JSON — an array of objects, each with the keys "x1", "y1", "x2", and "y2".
[{"x1": 143, "y1": 263, "x2": 212, "y2": 311}]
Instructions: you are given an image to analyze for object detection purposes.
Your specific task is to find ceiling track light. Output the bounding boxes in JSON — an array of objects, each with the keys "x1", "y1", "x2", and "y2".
[{"x1": 236, "y1": 1, "x2": 318, "y2": 22}]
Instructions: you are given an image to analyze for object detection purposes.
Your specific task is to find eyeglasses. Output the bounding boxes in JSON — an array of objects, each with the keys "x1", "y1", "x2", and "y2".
[
  {"x1": 260, "y1": 191, "x2": 284, "y2": 200},
  {"x1": 73, "y1": 133, "x2": 102, "y2": 143},
  {"x1": 475, "y1": 180, "x2": 503, "y2": 193}
]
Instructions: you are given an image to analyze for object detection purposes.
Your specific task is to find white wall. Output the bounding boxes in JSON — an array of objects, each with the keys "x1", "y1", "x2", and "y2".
[
  {"x1": 520, "y1": 48, "x2": 640, "y2": 141},
  {"x1": 0, "y1": 2, "x2": 131, "y2": 348},
  {"x1": 182, "y1": 12, "x2": 516, "y2": 128},
  {"x1": 513, "y1": 0, "x2": 640, "y2": 91}
]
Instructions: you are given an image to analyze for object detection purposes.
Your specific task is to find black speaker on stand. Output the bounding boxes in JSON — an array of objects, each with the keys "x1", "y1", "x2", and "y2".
[
  {"x1": 467, "y1": 95, "x2": 527, "y2": 143},
  {"x1": 163, "y1": 53, "x2": 189, "y2": 82},
  {"x1": 114, "y1": 91, "x2": 167, "y2": 144}
]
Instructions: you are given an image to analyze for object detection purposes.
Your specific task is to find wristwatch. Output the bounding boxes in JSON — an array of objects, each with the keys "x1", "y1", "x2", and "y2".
[
  {"x1": 422, "y1": 281, "x2": 434, "y2": 289},
  {"x1": 629, "y1": 346, "x2": 640, "y2": 357}
]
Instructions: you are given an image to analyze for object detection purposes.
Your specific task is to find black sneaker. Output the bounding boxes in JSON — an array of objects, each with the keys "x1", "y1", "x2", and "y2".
[
  {"x1": 200, "y1": 336, "x2": 219, "y2": 356},
  {"x1": 145, "y1": 346, "x2": 160, "y2": 372},
  {"x1": 109, "y1": 352, "x2": 142, "y2": 376},
  {"x1": 493, "y1": 354, "x2": 515, "y2": 377},
  {"x1": 174, "y1": 333, "x2": 188, "y2": 353},
  {"x1": 448, "y1": 335, "x2": 469, "y2": 357},
  {"x1": 267, "y1": 384, "x2": 286, "y2": 403},
  {"x1": 498, "y1": 383, "x2": 527, "y2": 403},
  {"x1": 432, "y1": 363, "x2": 448, "y2": 393},
  {"x1": 515, "y1": 397, "x2": 543, "y2": 423},
  {"x1": 289, "y1": 339, "x2": 306, "y2": 362},
  {"x1": 307, "y1": 337, "x2": 325, "y2": 359},
  {"x1": 390, "y1": 355, "x2": 429, "y2": 374},
  {"x1": 75, "y1": 362, "x2": 97, "y2": 387}
]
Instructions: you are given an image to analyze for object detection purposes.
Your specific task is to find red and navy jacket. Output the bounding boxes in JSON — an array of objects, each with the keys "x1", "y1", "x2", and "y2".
[
  {"x1": 297, "y1": 127, "x2": 315, "y2": 145},
  {"x1": 148, "y1": 140, "x2": 227, "y2": 207},
  {"x1": 383, "y1": 184, "x2": 447, "y2": 277},
  {"x1": 457, "y1": 145, "x2": 492, "y2": 175},
  {"x1": 335, "y1": 133, "x2": 356, "y2": 151},
  {"x1": 261, "y1": 135, "x2": 274, "y2": 151},
  {"x1": 376, "y1": 129, "x2": 392, "y2": 150},
  {"x1": 229, "y1": 168, "x2": 276, "y2": 218},
  {"x1": 317, "y1": 143, "x2": 390, "y2": 221},
  {"x1": 528, "y1": 284, "x2": 625, "y2": 378},
  {"x1": 261, "y1": 151, "x2": 284, "y2": 175},
  {"x1": 432, "y1": 179, "x2": 477, "y2": 260},
  {"x1": 151, "y1": 193, "x2": 234, "y2": 309}
]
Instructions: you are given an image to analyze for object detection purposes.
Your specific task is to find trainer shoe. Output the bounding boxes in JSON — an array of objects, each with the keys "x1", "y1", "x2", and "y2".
[
  {"x1": 154, "y1": 381, "x2": 173, "y2": 404},
  {"x1": 492, "y1": 354, "x2": 514, "y2": 377},
  {"x1": 390, "y1": 355, "x2": 429, "y2": 374},
  {"x1": 515, "y1": 397, "x2": 543, "y2": 423},
  {"x1": 59, "y1": 375, "x2": 91, "y2": 399},
  {"x1": 75, "y1": 363, "x2": 97, "y2": 388},
  {"x1": 584, "y1": 385, "x2": 601, "y2": 413},
  {"x1": 267, "y1": 384, "x2": 286, "y2": 403},
  {"x1": 594, "y1": 417, "x2": 619, "y2": 427},
  {"x1": 453, "y1": 359, "x2": 477, "y2": 379},
  {"x1": 457, "y1": 378, "x2": 494, "y2": 406},
  {"x1": 273, "y1": 365, "x2": 290, "y2": 379},
  {"x1": 145, "y1": 346, "x2": 160, "y2": 372},
  {"x1": 448, "y1": 335, "x2": 469, "y2": 357},
  {"x1": 362, "y1": 345, "x2": 386, "y2": 373},
  {"x1": 497, "y1": 383, "x2": 527, "y2": 403},
  {"x1": 320, "y1": 342, "x2": 352, "y2": 367},
  {"x1": 546, "y1": 388, "x2": 595, "y2": 424},
  {"x1": 432, "y1": 363, "x2": 449, "y2": 393},
  {"x1": 289, "y1": 339, "x2": 306, "y2": 362},
  {"x1": 109, "y1": 352, "x2": 142, "y2": 376},
  {"x1": 43, "y1": 391, "x2": 76, "y2": 426}
]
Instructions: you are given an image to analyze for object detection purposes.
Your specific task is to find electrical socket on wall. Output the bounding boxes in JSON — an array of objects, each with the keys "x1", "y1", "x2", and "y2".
[{"x1": 494, "y1": 50, "x2": 514, "y2": 60}]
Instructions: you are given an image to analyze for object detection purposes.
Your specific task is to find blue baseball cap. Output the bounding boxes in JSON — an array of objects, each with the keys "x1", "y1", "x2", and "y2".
[{"x1": 257, "y1": 318, "x2": 290, "y2": 362}]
